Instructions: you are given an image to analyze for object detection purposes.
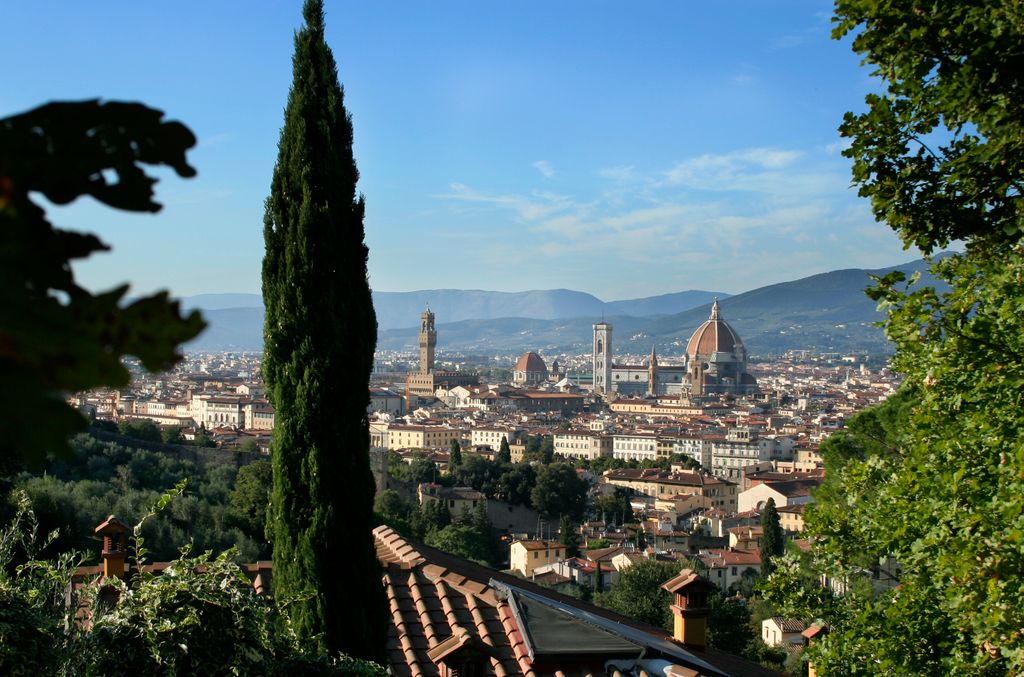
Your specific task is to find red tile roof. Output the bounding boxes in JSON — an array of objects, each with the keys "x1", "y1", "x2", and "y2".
[{"x1": 374, "y1": 527, "x2": 782, "y2": 677}]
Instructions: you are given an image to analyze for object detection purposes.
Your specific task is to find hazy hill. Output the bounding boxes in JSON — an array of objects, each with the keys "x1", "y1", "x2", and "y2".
[
  {"x1": 182, "y1": 287, "x2": 729, "y2": 350},
  {"x1": 372, "y1": 289, "x2": 604, "y2": 329},
  {"x1": 374, "y1": 258, "x2": 941, "y2": 356},
  {"x1": 640, "y1": 258, "x2": 941, "y2": 355},
  {"x1": 181, "y1": 293, "x2": 263, "y2": 311},
  {"x1": 183, "y1": 257, "x2": 941, "y2": 354},
  {"x1": 603, "y1": 290, "x2": 727, "y2": 318}
]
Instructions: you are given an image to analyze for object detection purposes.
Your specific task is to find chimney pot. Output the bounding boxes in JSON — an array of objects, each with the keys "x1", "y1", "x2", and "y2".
[{"x1": 94, "y1": 515, "x2": 131, "y2": 580}]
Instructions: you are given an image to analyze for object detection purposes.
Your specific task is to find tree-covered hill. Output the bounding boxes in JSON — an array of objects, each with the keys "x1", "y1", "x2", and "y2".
[{"x1": 2, "y1": 434, "x2": 271, "y2": 564}]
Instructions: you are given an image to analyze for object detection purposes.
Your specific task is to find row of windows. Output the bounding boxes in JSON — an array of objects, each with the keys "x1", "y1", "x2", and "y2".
[{"x1": 532, "y1": 550, "x2": 562, "y2": 559}]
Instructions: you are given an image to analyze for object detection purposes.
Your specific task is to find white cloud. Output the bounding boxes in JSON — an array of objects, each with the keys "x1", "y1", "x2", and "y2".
[
  {"x1": 435, "y1": 183, "x2": 572, "y2": 222},
  {"x1": 532, "y1": 160, "x2": 555, "y2": 178},
  {"x1": 824, "y1": 138, "x2": 853, "y2": 155},
  {"x1": 598, "y1": 165, "x2": 638, "y2": 182},
  {"x1": 663, "y1": 147, "x2": 804, "y2": 186},
  {"x1": 430, "y1": 144, "x2": 903, "y2": 296}
]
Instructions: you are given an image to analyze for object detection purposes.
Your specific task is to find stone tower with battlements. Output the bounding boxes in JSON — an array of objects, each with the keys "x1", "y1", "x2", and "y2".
[{"x1": 419, "y1": 307, "x2": 436, "y2": 374}]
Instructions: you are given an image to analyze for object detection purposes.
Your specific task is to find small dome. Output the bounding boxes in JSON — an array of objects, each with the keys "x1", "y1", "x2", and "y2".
[
  {"x1": 686, "y1": 299, "x2": 745, "y2": 358},
  {"x1": 515, "y1": 351, "x2": 547, "y2": 373}
]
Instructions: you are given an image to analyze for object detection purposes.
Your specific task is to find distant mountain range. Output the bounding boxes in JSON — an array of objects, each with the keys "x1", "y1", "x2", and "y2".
[
  {"x1": 181, "y1": 288, "x2": 728, "y2": 332},
  {"x1": 181, "y1": 257, "x2": 941, "y2": 355},
  {"x1": 180, "y1": 289, "x2": 729, "y2": 351}
]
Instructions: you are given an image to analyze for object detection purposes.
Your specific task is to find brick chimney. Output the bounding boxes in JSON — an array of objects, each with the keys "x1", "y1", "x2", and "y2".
[
  {"x1": 802, "y1": 623, "x2": 828, "y2": 677},
  {"x1": 94, "y1": 515, "x2": 130, "y2": 579},
  {"x1": 661, "y1": 569, "x2": 717, "y2": 650}
]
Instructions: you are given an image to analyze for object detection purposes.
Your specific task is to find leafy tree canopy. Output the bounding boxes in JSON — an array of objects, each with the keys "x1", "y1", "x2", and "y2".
[
  {"x1": 594, "y1": 488, "x2": 633, "y2": 526},
  {"x1": 497, "y1": 437, "x2": 511, "y2": 464},
  {"x1": 834, "y1": 0, "x2": 1024, "y2": 255},
  {"x1": 118, "y1": 419, "x2": 161, "y2": 444},
  {"x1": 0, "y1": 489, "x2": 383, "y2": 675},
  {"x1": 0, "y1": 100, "x2": 205, "y2": 466},
  {"x1": 493, "y1": 462, "x2": 535, "y2": 506},
  {"x1": 530, "y1": 463, "x2": 588, "y2": 522},
  {"x1": 597, "y1": 559, "x2": 678, "y2": 631},
  {"x1": 765, "y1": 2, "x2": 1024, "y2": 672}
]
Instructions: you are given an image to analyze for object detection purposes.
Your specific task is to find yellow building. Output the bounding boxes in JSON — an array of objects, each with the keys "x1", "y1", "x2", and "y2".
[
  {"x1": 553, "y1": 430, "x2": 613, "y2": 460},
  {"x1": 509, "y1": 539, "x2": 564, "y2": 578},
  {"x1": 777, "y1": 503, "x2": 806, "y2": 533},
  {"x1": 387, "y1": 424, "x2": 461, "y2": 450},
  {"x1": 602, "y1": 468, "x2": 738, "y2": 512},
  {"x1": 417, "y1": 483, "x2": 486, "y2": 517}
]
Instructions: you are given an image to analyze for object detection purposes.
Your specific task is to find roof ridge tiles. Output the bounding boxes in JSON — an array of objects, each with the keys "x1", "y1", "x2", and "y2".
[{"x1": 408, "y1": 571, "x2": 442, "y2": 649}]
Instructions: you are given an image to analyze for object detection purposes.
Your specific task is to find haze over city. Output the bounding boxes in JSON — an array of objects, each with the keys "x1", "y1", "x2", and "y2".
[{"x1": 5, "y1": 1, "x2": 914, "y2": 300}]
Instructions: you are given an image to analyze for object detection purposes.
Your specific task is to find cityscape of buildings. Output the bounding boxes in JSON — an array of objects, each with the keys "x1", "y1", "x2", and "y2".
[{"x1": 63, "y1": 298, "x2": 903, "y2": 672}]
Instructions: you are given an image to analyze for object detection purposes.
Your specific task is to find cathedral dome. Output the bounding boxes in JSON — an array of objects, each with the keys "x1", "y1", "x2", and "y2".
[
  {"x1": 515, "y1": 352, "x2": 547, "y2": 373},
  {"x1": 686, "y1": 300, "x2": 745, "y2": 358},
  {"x1": 513, "y1": 352, "x2": 548, "y2": 386}
]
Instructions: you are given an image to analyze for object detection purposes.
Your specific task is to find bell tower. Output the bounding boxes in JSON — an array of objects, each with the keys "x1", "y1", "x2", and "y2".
[
  {"x1": 647, "y1": 345, "x2": 658, "y2": 396},
  {"x1": 593, "y1": 321, "x2": 613, "y2": 394},
  {"x1": 419, "y1": 307, "x2": 436, "y2": 374}
]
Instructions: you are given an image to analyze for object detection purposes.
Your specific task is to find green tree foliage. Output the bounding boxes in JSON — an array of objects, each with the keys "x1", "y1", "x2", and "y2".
[
  {"x1": 0, "y1": 490, "x2": 384, "y2": 675},
  {"x1": 467, "y1": 502, "x2": 496, "y2": 564},
  {"x1": 373, "y1": 490, "x2": 414, "y2": 534},
  {"x1": 834, "y1": 0, "x2": 1024, "y2": 255},
  {"x1": 261, "y1": 0, "x2": 384, "y2": 660},
  {"x1": 415, "y1": 495, "x2": 452, "y2": 532},
  {"x1": 539, "y1": 436, "x2": 554, "y2": 464},
  {"x1": 424, "y1": 504, "x2": 495, "y2": 565},
  {"x1": 530, "y1": 463, "x2": 588, "y2": 522},
  {"x1": 118, "y1": 419, "x2": 161, "y2": 443},
  {"x1": 399, "y1": 456, "x2": 440, "y2": 485},
  {"x1": 706, "y1": 592, "x2": 785, "y2": 669},
  {"x1": 595, "y1": 488, "x2": 632, "y2": 525},
  {"x1": 190, "y1": 423, "x2": 217, "y2": 448},
  {"x1": 228, "y1": 459, "x2": 272, "y2": 540},
  {"x1": 451, "y1": 455, "x2": 501, "y2": 496},
  {"x1": 706, "y1": 592, "x2": 752, "y2": 656},
  {"x1": 597, "y1": 559, "x2": 678, "y2": 631},
  {"x1": 6, "y1": 434, "x2": 269, "y2": 562},
  {"x1": 766, "y1": 2, "x2": 1024, "y2": 672},
  {"x1": 559, "y1": 514, "x2": 580, "y2": 558},
  {"x1": 493, "y1": 462, "x2": 535, "y2": 506},
  {"x1": 758, "y1": 498, "x2": 784, "y2": 576},
  {"x1": 161, "y1": 426, "x2": 185, "y2": 445},
  {"x1": 671, "y1": 454, "x2": 702, "y2": 471},
  {"x1": 81, "y1": 549, "x2": 385, "y2": 676},
  {"x1": 373, "y1": 491, "x2": 500, "y2": 564},
  {"x1": 424, "y1": 525, "x2": 490, "y2": 564},
  {"x1": 586, "y1": 455, "x2": 626, "y2": 476},
  {"x1": 497, "y1": 437, "x2": 511, "y2": 464},
  {"x1": 626, "y1": 522, "x2": 646, "y2": 550},
  {"x1": 448, "y1": 438, "x2": 462, "y2": 467},
  {"x1": 523, "y1": 434, "x2": 544, "y2": 462},
  {"x1": 0, "y1": 100, "x2": 205, "y2": 466},
  {"x1": 451, "y1": 456, "x2": 540, "y2": 508}
]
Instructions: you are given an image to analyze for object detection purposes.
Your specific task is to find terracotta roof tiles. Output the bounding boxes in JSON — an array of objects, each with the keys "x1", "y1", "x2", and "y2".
[{"x1": 372, "y1": 525, "x2": 780, "y2": 677}]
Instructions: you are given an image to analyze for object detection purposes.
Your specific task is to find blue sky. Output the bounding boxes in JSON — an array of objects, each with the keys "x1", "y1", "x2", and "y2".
[{"x1": 5, "y1": 1, "x2": 913, "y2": 300}]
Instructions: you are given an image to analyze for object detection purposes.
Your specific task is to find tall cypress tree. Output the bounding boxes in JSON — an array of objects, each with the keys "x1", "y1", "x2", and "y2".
[
  {"x1": 262, "y1": 0, "x2": 384, "y2": 661},
  {"x1": 759, "y1": 497, "x2": 785, "y2": 576}
]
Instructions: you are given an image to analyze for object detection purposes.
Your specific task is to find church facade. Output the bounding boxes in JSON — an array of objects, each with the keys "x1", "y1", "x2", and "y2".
[{"x1": 592, "y1": 300, "x2": 757, "y2": 397}]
